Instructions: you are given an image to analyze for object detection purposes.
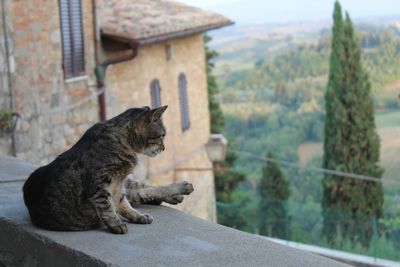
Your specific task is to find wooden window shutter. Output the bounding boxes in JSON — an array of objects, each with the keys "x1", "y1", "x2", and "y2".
[
  {"x1": 178, "y1": 73, "x2": 190, "y2": 131},
  {"x1": 59, "y1": 0, "x2": 85, "y2": 79},
  {"x1": 150, "y1": 79, "x2": 162, "y2": 108}
]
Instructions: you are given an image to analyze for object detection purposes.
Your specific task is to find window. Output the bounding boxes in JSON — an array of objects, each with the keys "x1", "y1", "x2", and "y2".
[
  {"x1": 59, "y1": 0, "x2": 85, "y2": 79},
  {"x1": 165, "y1": 44, "x2": 173, "y2": 61},
  {"x1": 178, "y1": 73, "x2": 190, "y2": 131},
  {"x1": 150, "y1": 79, "x2": 162, "y2": 108}
]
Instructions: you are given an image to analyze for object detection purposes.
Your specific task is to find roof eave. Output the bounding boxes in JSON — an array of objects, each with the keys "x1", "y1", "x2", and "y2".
[{"x1": 101, "y1": 20, "x2": 235, "y2": 45}]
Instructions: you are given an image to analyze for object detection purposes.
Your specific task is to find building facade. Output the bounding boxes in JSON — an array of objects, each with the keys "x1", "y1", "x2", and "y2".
[
  {"x1": 0, "y1": 0, "x2": 232, "y2": 221},
  {"x1": 0, "y1": 0, "x2": 98, "y2": 163}
]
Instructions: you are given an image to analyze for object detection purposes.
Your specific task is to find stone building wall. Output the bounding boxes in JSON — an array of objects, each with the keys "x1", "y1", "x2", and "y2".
[
  {"x1": 0, "y1": 0, "x2": 216, "y2": 222},
  {"x1": 0, "y1": 0, "x2": 13, "y2": 155},
  {"x1": 0, "y1": 0, "x2": 98, "y2": 164},
  {"x1": 106, "y1": 34, "x2": 216, "y2": 221}
]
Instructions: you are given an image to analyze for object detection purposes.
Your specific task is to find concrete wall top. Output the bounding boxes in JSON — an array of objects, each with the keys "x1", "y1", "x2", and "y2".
[{"x1": 0, "y1": 156, "x2": 349, "y2": 267}]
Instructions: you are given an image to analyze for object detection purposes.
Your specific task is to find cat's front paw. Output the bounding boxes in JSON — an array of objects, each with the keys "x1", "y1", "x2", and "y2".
[
  {"x1": 177, "y1": 181, "x2": 194, "y2": 195},
  {"x1": 108, "y1": 223, "x2": 128, "y2": 234},
  {"x1": 138, "y1": 214, "x2": 154, "y2": 224},
  {"x1": 164, "y1": 195, "x2": 184, "y2": 205}
]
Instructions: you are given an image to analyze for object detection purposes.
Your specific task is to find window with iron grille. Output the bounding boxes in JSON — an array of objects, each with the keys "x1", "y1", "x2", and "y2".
[
  {"x1": 150, "y1": 79, "x2": 162, "y2": 108},
  {"x1": 59, "y1": 0, "x2": 85, "y2": 79},
  {"x1": 178, "y1": 73, "x2": 190, "y2": 131}
]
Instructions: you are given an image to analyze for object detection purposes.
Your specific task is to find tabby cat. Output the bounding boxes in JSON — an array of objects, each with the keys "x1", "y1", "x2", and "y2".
[{"x1": 23, "y1": 105, "x2": 194, "y2": 234}]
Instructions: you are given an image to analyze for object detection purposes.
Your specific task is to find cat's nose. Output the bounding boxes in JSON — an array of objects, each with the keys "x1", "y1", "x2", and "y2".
[{"x1": 161, "y1": 144, "x2": 165, "y2": 151}]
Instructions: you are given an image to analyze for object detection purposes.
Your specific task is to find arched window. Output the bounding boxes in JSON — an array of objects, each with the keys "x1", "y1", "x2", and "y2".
[
  {"x1": 178, "y1": 73, "x2": 190, "y2": 131},
  {"x1": 150, "y1": 79, "x2": 161, "y2": 108}
]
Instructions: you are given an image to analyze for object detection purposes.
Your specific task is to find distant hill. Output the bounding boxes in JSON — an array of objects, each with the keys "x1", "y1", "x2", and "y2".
[
  {"x1": 210, "y1": 16, "x2": 400, "y2": 50},
  {"x1": 211, "y1": 19, "x2": 400, "y2": 100}
]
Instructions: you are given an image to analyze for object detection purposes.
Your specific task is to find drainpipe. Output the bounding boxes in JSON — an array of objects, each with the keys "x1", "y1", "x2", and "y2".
[
  {"x1": 94, "y1": 41, "x2": 139, "y2": 121},
  {"x1": 92, "y1": 0, "x2": 140, "y2": 121}
]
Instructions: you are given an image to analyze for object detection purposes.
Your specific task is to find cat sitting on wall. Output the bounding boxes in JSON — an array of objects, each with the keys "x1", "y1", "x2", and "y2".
[{"x1": 23, "y1": 105, "x2": 194, "y2": 234}]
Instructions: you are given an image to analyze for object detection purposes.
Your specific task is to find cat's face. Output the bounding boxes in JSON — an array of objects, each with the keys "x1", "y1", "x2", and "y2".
[
  {"x1": 140, "y1": 106, "x2": 168, "y2": 158},
  {"x1": 143, "y1": 119, "x2": 166, "y2": 157}
]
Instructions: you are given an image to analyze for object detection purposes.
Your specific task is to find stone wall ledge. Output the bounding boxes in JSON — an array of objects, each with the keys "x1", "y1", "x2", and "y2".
[{"x1": 0, "y1": 155, "x2": 348, "y2": 267}]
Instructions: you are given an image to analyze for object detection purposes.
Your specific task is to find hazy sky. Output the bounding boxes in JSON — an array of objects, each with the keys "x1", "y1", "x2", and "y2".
[
  {"x1": 180, "y1": 0, "x2": 232, "y2": 7},
  {"x1": 179, "y1": 0, "x2": 400, "y2": 24}
]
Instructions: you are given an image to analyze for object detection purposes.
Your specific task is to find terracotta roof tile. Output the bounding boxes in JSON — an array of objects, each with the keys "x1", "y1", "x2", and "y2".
[{"x1": 97, "y1": 0, "x2": 233, "y2": 44}]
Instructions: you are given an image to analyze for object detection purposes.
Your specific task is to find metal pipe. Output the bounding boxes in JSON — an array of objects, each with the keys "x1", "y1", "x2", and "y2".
[
  {"x1": 92, "y1": 0, "x2": 140, "y2": 121},
  {"x1": 97, "y1": 85, "x2": 106, "y2": 121},
  {"x1": 95, "y1": 41, "x2": 139, "y2": 87},
  {"x1": 95, "y1": 41, "x2": 139, "y2": 121}
]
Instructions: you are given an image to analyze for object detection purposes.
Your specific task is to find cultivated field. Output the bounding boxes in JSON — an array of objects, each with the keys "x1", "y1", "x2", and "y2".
[{"x1": 297, "y1": 110, "x2": 400, "y2": 181}]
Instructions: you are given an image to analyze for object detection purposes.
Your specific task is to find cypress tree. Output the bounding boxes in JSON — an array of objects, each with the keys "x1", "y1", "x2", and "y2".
[
  {"x1": 259, "y1": 153, "x2": 290, "y2": 238},
  {"x1": 205, "y1": 34, "x2": 225, "y2": 134},
  {"x1": 322, "y1": 1, "x2": 384, "y2": 246},
  {"x1": 204, "y1": 35, "x2": 245, "y2": 225}
]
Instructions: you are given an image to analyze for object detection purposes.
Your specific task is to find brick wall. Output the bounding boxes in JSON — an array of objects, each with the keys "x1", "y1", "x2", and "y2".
[
  {"x1": 0, "y1": 0, "x2": 98, "y2": 164},
  {"x1": 105, "y1": 34, "x2": 216, "y2": 221}
]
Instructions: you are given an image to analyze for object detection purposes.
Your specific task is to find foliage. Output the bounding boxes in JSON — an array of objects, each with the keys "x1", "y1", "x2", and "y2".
[
  {"x1": 214, "y1": 139, "x2": 245, "y2": 203},
  {"x1": 259, "y1": 153, "x2": 290, "y2": 238},
  {"x1": 0, "y1": 110, "x2": 13, "y2": 133},
  {"x1": 259, "y1": 153, "x2": 290, "y2": 200},
  {"x1": 223, "y1": 105, "x2": 324, "y2": 178},
  {"x1": 209, "y1": 6, "x2": 400, "y2": 260},
  {"x1": 204, "y1": 34, "x2": 246, "y2": 226},
  {"x1": 218, "y1": 19, "x2": 400, "y2": 181},
  {"x1": 380, "y1": 218, "x2": 400, "y2": 248},
  {"x1": 217, "y1": 188, "x2": 259, "y2": 233},
  {"x1": 205, "y1": 34, "x2": 224, "y2": 134},
  {"x1": 219, "y1": 24, "x2": 400, "y2": 110},
  {"x1": 322, "y1": 1, "x2": 384, "y2": 247}
]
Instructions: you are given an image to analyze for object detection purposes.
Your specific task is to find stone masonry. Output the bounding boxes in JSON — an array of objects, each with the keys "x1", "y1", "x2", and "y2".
[
  {"x1": 0, "y1": 0, "x2": 13, "y2": 155},
  {"x1": 0, "y1": 0, "x2": 98, "y2": 164}
]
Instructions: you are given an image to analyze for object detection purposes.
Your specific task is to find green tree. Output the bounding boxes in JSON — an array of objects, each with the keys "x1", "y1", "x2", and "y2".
[
  {"x1": 217, "y1": 190, "x2": 259, "y2": 232},
  {"x1": 204, "y1": 35, "x2": 245, "y2": 225},
  {"x1": 205, "y1": 34, "x2": 224, "y2": 133},
  {"x1": 259, "y1": 153, "x2": 290, "y2": 238},
  {"x1": 214, "y1": 139, "x2": 246, "y2": 203},
  {"x1": 322, "y1": 1, "x2": 384, "y2": 247}
]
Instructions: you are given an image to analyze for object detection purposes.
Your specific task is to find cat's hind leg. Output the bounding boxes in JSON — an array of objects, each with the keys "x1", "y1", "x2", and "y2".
[{"x1": 125, "y1": 180, "x2": 194, "y2": 206}]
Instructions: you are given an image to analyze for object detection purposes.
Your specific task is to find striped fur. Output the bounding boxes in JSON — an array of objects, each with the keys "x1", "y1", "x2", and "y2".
[{"x1": 23, "y1": 106, "x2": 194, "y2": 234}]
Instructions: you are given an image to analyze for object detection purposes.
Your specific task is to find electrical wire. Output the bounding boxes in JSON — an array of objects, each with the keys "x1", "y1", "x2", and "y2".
[{"x1": 237, "y1": 150, "x2": 400, "y2": 185}]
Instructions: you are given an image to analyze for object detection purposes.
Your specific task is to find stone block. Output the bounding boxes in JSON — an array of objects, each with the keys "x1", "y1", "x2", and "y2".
[
  {"x1": 63, "y1": 125, "x2": 75, "y2": 138},
  {"x1": 50, "y1": 24, "x2": 61, "y2": 41},
  {"x1": 30, "y1": 22, "x2": 44, "y2": 33}
]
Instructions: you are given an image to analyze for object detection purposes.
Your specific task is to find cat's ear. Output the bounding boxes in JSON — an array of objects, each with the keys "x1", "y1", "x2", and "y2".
[
  {"x1": 147, "y1": 105, "x2": 168, "y2": 123},
  {"x1": 141, "y1": 106, "x2": 151, "y2": 111}
]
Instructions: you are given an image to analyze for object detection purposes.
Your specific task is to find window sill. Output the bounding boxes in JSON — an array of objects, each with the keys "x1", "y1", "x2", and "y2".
[{"x1": 64, "y1": 75, "x2": 88, "y2": 84}]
